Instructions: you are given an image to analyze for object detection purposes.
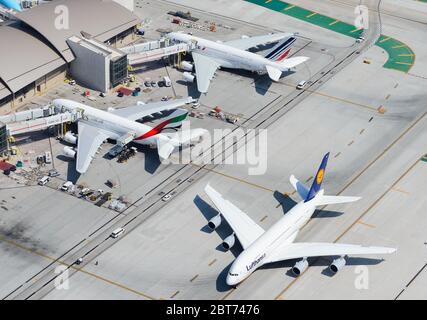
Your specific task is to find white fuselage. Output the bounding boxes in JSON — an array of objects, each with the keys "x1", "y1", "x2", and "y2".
[
  {"x1": 226, "y1": 199, "x2": 317, "y2": 285},
  {"x1": 167, "y1": 33, "x2": 286, "y2": 73},
  {"x1": 53, "y1": 99, "x2": 162, "y2": 145}
]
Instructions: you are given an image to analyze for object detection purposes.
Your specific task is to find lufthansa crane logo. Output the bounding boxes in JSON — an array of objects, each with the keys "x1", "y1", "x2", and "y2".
[{"x1": 316, "y1": 169, "x2": 324, "y2": 185}]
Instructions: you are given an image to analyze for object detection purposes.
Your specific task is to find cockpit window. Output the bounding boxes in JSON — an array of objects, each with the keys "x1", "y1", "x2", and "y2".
[{"x1": 229, "y1": 272, "x2": 238, "y2": 277}]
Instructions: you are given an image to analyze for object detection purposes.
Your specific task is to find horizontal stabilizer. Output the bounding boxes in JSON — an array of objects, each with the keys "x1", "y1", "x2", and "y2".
[
  {"x1": 265, "y1": 65, "x2": 282, "y2": 81},
  {"x1": 314, "y1": 195, "x2": 361, "y2": 206},
  {"x1": 279, "y1": 56, "x2": 309, "y2": 70},
  {"x1": 156, "y1": 136, "x2": 175, "y2": 160},
  {"x1": 289, "y1": 175, "x2": 309, "y2": 200}
]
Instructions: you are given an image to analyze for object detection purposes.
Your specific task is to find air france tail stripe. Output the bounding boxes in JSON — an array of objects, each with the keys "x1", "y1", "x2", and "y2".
[
  {"x1": 269, "y1": 38, "x2": 296, "y2": 61},
  {"x1": 275, "y1": 48, "x2": 291, "y2": 61},
  {"x1": 265, "y1": 40, "x2": 290, "y2": 59},
  {"x1": 265, "y1": 37, "x2": 296, "y2": 60}
]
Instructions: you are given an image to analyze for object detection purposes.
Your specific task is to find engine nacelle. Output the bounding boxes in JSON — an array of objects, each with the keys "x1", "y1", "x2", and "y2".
[
  {"x1": 180, "y1": 61, "x2": 194, "y2": 72},
  {"x1": 63, "y1": 146, "x2": 76, "y2": 159},
  {"x1": 208, "y1": 214, "x2": 221, "y2": 230},
  {"x1": 330, "y1": 257, "x2": 346, "y2": 273},
  {"x1": 292, "y1": 259, "x2": 308, "y2": 276},
  {"x1": 222, "y1": 233, "x2": 236, "y2": 251},
  {"x1": 64, "y1": 131, "x2": 77, "y2": 145},
  {"x1": 182, "y1": 72, "x2": 195, "y2": 83},
  {"x1": 241, "y1": 35, "x2": 249, "y2": 39}
]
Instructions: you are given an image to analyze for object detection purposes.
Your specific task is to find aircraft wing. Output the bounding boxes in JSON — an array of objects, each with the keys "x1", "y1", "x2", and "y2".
[
  {"x1": 266, "y1": 242, "x2": 396, "y2": 263},
  {"x1": 192, "y1": 52, "x2": 221, "y2": 93},
  {"x1": 110, "y1": 97, "x2": 194, "y2": 121},
  {"x1": 204, "y1": 185, "x2": 265, "y2": 249},
  {"x1": 224, "y1": 33, "x2": 293, "y2": 51},
  {"x1": 76, "y1": 121, "x2": 112, "y2": 174}
]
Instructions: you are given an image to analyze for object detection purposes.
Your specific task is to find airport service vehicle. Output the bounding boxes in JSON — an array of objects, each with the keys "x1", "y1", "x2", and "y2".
[
  {"x1": 167, "y1": 32, "x2": 307, "y2": 93},
  {"x1": 162, "y1": 194, "x2": 172, "y2": 202},
  {"x1": 108, "y1": 145, "x2": 123, "y2": 158},
  {"x1": 204, "y1": 153, "x2": 396, "y2": 286},
  {"x1": 48, "y1": 169, "x2": 60, "y2": 177},
  {"x1": 61, "y1": 181, "x2": 74, "y2": 192},
  {"x1": 0, "y1": 0, "x2": 21, "y2": 11},
  {"x1": 111, "y1": 228, "x2": 125, "y2": 239},
  {"x1": 38, "y1": 176, "x2": 50, "y2": 186},
  {"x1": 296, "y1": 80, "x2": 307, "y2": 90},
  {"x1": 54, "y1": 97, "x2": 207, "y2": 174},
  {"x1": 163, "y1": 76, "x2": 172, "y2": 87},
  {"x1": 44, "y1": 151, "x2": 52, "y2": 164}
]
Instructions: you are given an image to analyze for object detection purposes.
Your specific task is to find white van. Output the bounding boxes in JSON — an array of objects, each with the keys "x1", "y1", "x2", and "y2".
[
  {"x1": 38, "y1": 176, "x2": 50, "y2": 186},
  {"x1": 296, "y1": 80, "x2": 307, "y2": 90},
  {"x1": 44, "y1": 151, "x2": 52, "y2": 164},
  {"x1": 61, "y1": 181, "x2": 74, "y2": 192},
  {"x1": 163, "y1": 76, "x2": 172, "y2": 87},
  {"x1": 111, "y1": 227, "x2": 125, "y2": 238}
]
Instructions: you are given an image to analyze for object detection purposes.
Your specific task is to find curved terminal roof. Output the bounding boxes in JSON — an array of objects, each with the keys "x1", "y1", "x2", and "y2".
[
  {"x1": 0, "y1": 0, "x2": 138, "y2": 96},
  {"x1": 15, "y1": 0, "x2": 139, "y2": 62},
  {"x1": 0, "y1": 23, "x2": 65, "y2": 93}
]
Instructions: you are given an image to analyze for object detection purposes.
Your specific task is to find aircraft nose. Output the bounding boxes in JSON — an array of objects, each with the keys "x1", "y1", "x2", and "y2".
[
  {"x1": 226, "y1": 274, "x2": 239, "y2": 287},
  {"x1": 226, "y1": 275, "x2": 235, "y2": 286}
]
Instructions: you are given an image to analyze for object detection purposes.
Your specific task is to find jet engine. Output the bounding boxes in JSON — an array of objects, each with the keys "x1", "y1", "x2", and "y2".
[
  {"x1": 222, "y1": 234, "x2": 236, "y2": 251},
  {"x1": 292, "y1": 259, "x2": 308, "y2": 276},
  {"x1": 64, "y1": 131, "x2": 77, "y2": 145},
  {"x1": 180, "y1": 61, "x2": 194, "y2": 72},
  {"x1": 329, "y1": 257, "x2": 346, "y2": 274},
  {"x1": 182, "y1": 72, "x2": 195, "y2": 83},
  {"x1": 63, "y1": 146, "x2": 76, "y2": 159},
  {"x1": 208, "y1": 214, "x2": 221, "y2": 230}
]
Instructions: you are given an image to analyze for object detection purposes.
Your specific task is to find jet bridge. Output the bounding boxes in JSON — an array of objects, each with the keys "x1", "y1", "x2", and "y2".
[
  {"x1": 121, "y1": 38, "x2": 192, "y2": 65},
  {"x1": 0, "y1": 105, "x2": 83, "y2": 136}
]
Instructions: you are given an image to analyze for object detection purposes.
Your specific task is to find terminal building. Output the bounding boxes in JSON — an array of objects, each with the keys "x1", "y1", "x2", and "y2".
[{"x1": 0, "y1": 0, "x2": 139, "y2": 113}]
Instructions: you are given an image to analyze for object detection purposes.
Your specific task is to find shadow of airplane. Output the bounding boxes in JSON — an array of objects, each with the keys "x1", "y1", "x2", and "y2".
[{"x1": 194, "y1": 195, "x2": 242, "y2": 258}]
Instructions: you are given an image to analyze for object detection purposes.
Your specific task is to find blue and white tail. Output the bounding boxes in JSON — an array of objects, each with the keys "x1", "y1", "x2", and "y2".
[
  {"x1": 289, "y1": 153, "x2": 361, "y2": 205},
  {"x1": 264, "y1": 36, "x2": 296, "y2": 61}
]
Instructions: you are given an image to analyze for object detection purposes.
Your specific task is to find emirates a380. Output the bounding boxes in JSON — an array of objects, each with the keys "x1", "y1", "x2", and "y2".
[{"x1": 53, "y1": 98, "x2": 207, "y2": 174}]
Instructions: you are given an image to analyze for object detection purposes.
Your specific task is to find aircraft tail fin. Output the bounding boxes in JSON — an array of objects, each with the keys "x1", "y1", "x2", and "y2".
[
  {"x1": 305, "y1": 153, "x2": 330, "y2": 202},
  {"x1": 161, "y1": 109, "x2": 189, "y2": 129},
  {"x1": 264, "y1": 35, "x2": 297, "y2": 61}
]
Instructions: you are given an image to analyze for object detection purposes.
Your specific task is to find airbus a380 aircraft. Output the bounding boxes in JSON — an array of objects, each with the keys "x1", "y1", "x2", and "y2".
[
  {"x1": 166, "y1": 32, "x2": 308, "y2": 93},
  {"x1": 53, "y1": 98, "x2": 207, "y2": 174},
  {"x1": 204, "y1": 153, "x2": 396, "y2": 286}
]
